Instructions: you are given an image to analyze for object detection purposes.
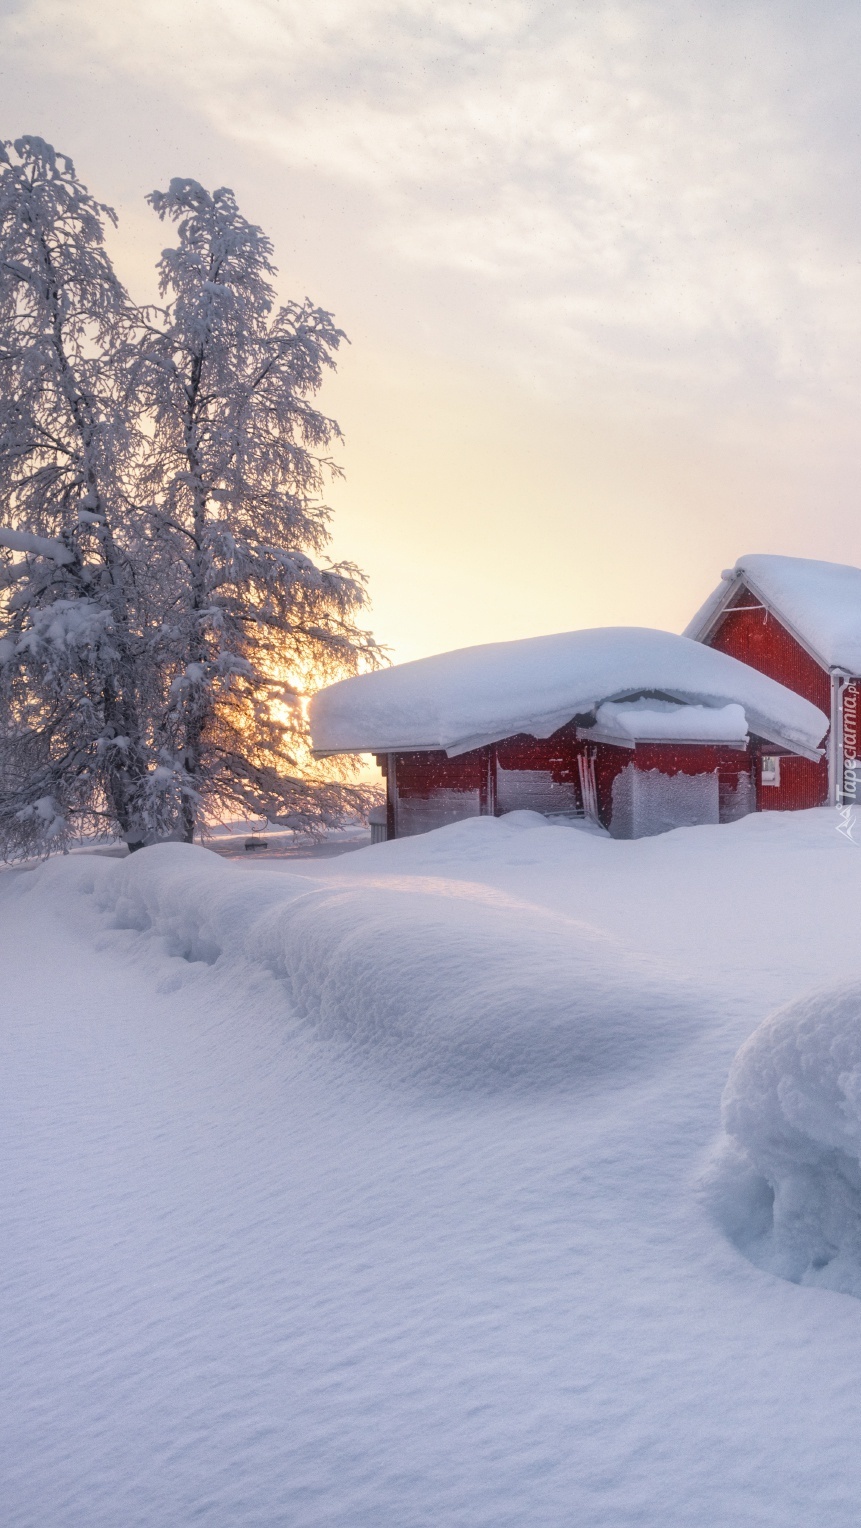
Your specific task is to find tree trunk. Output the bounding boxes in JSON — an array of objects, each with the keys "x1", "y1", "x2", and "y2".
[{"x1": 181, "y1": 793, "x2": 196, "y2": 844}]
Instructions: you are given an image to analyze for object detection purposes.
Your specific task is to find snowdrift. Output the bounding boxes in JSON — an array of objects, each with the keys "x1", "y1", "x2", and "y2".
[
  {"x1": 708, "y1": 981, "x2": 861, "y2": 1297},
  {"x1": 38, "y1": 841, "x2": 698, "y2": 1094},
  {"x1": 11, "y1": 811, "x2": 861, "y2": 1525}
]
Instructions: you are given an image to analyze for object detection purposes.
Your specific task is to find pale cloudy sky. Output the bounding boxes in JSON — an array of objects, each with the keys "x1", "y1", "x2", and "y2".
[{"x1": 3, "y1": 0, "x2": 861, "y2": 659}]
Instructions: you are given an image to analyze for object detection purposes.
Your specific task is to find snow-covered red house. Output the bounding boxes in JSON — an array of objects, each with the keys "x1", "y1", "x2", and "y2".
[
  {"x1": 311, "y1": 626, "x2": 827, "y2": 840},
  {"x1": 686, "y1": 555, "x2": 861, "y2": 809}
]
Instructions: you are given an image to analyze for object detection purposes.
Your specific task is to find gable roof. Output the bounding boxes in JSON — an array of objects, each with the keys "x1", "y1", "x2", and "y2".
[
  {"x1": 685, "y1": 554, "x2": 861, "y2": 673},
  {"x1": 310, "y1": 625, "x2": 828, "y2": 760}
]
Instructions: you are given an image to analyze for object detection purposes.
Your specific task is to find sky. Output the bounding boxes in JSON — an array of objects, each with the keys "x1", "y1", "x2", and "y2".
[{"x1": 3, "y1": 0, "x2": 861, "y2": 663}]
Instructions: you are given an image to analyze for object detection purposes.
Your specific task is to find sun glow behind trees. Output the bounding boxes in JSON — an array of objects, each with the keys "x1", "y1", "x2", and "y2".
[{"x1": 0, "y1": 136, "x2": 381, "y2": 859}]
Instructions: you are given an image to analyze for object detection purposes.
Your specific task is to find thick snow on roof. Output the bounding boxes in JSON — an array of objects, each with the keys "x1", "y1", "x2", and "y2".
[
  {"x1": 584, "y1": 698, "x2": 748, "y2": 744},
  {"x1": 311, "y1": 626, "x2": 828, "y2": 757},
  {"x1": 685, "y1": 553, "x2": 861, "y2": 672}
]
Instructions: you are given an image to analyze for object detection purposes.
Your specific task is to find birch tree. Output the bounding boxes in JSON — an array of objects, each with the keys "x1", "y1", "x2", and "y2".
[
  {"x1": 0, "y1": 144, "x2": 379, "y2": 858},
  {"x1": 140, "y1": 178, "x2": 378, "y2": 841},
  {"x1": 0, "y1": 136, "x2": 161, "y2": 856}
]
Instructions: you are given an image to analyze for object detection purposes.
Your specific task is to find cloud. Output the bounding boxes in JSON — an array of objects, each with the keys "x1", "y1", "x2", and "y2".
[{"x1": 5, "y1": 0, "x2": 861, "y2": 411}]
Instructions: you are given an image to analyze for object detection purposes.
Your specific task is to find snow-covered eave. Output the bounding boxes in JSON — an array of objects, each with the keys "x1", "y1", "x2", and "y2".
[
  {"x1": 575, "y1": 727, "x2": 821, "y2": 760},
  {"x1": 747, "y1": 724, "x2": 823, "y2": 763},
  {"x1": 313, "y1": 732, "x2": 562, "y2": 758},
  {"x1": 685, "y1": 567, "x2": 836, "y2": 675},
  {"x1": 313, "y1": 742, "x2": 443, "y2": 759},
  {"x1": 682, "y1": 573, "x2": 740, "y2": 646},
  {"x1": 576, "y1": 728, "x2": 749, "y2": 751},
  {"x1": 312, "y1": 711, "x2": 586, "y2": 759},
  {"x1": 313, "y1": 702, "x2": 825, "y2": 764}
]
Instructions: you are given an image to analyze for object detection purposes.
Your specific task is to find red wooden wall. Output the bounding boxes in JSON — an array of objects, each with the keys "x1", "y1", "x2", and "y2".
[
  {"x1": 385, "y1": 747, "x2": 488, "y2": 836},
  {"x1": 494, "y1": 726, "x2": 580, "y2": 784},
  {"x1": 700, "y1": 583, "x2": 830, "y2": 810},
  {"x1": 392, "y1": 749, "x2": 484, "y2": 796},
  {"x1": 591, "y1": 741, "x2": 752, "y2": 830},
  {"x1": 381, "y1": 735, "x2": 755, "y2": 836},
  {"x1": 706, "y1": 585, "x2": 830, "y2": 709}
]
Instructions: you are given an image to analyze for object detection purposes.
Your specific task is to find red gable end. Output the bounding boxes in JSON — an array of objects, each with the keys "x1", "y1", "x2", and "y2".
[{"x1": 695, "y1": 581, "x2": 829, "y2": 809}]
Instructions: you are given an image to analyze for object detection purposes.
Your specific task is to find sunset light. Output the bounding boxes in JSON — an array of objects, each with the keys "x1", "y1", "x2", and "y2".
[{"x1": 5, "y1": 6, "x2": 861, "y2": 1525}]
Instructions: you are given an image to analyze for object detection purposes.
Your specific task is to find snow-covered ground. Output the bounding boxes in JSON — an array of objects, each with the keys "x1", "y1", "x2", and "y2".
[{"x1": 4, "y1": 809, "x2": 861, "y2": 1525}]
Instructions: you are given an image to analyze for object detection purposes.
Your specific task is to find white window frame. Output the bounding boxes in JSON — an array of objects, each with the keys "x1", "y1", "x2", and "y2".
[{"x1": 761, "y1": 755, "x2": 781, "y2": 787}]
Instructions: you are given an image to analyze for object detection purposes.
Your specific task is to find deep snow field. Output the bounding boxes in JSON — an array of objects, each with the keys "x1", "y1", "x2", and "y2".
[{"x1": 5, "y1": 809, "x2": 861, "y2": 1525}]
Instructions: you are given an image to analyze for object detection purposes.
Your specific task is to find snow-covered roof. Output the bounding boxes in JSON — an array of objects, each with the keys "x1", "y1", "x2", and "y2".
[
  {"x1": 580, "y1": 698, "x2": 748, "y2": 746},
  {"x1": 310, "y1": 626, "x2": 828, "y2": 759},
  {"x1": 685, "y1": 554, "x2": 861, "y2": 672}
]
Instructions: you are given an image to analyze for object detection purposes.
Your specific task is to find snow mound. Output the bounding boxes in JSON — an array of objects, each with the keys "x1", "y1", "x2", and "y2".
[
  {"x1": 590, "y1": 697, "x2": 748, "y2": 742},
  {"x1": 707, "y1": 981, "x2": 861, "y2": 1297},
  {"x1": 311, "y1": 625, "x2": 827, "y2": 758},
  {"x1": 253, "y1": 881, "x2": 698, "y2": 1092},
  {"x1": 46, "y1": 843, "x2": 698, "y2": 1094}
]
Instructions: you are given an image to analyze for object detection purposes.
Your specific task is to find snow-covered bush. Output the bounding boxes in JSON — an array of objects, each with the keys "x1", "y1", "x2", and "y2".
[{"x1": 707, "y1": 982, "x2": 861, "y2": 1297}]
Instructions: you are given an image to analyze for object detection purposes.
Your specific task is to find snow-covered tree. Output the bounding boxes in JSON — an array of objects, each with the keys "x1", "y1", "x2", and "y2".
[
  {"x1": 0, "y1": 144, "x2": 378, "y2": 860},
  {"x1": 0, "y1": 137, "x2": 163, "y2": 856},
  {"x1": 139, "y1": 178, "x2": 379, "y2": 841}
]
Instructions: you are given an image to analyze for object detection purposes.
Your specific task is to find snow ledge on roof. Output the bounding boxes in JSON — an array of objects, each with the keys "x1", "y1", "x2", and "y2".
[{"x1": 580, "y1": 698, "x2": 749, "y2": 746}]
